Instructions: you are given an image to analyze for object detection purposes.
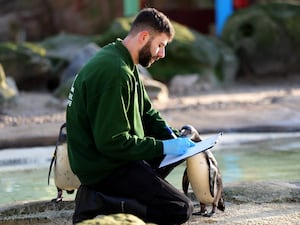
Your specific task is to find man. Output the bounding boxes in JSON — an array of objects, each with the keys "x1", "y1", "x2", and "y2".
[{"x1": 67, "y1": 8, "x2": 195, "y2": 225}]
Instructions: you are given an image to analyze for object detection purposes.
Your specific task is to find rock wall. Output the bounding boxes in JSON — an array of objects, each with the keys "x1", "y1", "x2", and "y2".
[
  {"x1": 221, "y1": 3, "x2": 300, "y2": 81},
  {"x1": 0, "y1": 63, "x2": 18, "y2": 107},
  {"x1": 0, "y1": 0, "x2": 123, "y2": 42}
]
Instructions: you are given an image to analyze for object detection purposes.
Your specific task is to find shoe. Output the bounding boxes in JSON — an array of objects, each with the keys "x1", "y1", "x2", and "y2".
[
  {"x1": 72, "y1": 185, "x2": 104, "y2": 224},
  {"x1": 72, "y1": 185, "x2": 147, "y2": 224}
]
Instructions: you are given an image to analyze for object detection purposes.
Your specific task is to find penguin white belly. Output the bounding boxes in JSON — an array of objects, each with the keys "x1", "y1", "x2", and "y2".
[
  {"x1": 186, "y1": 153, "x2": 217, "y2": 204},
  {"x1": 54, "y1": 143, "x2": 81, "y2": 191}
]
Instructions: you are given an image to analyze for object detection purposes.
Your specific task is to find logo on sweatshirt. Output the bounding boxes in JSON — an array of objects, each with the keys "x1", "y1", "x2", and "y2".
[{"x1": 67, "y1": 74, "x2": 78, "y2": 107}]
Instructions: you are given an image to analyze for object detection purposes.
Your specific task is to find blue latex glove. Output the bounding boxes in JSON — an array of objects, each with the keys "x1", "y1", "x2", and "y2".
[{"x1": 163, "y1": 138, "x2": 195, "y2": 155}]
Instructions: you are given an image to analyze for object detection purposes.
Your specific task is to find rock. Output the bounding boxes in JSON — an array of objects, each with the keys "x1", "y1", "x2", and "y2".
[
  {"x1": 47, "y1": 0, "x2": 122, "y2": 35},
  {"x1": 61, "y1": 43, "x2": 100, "y2": 84},
  {"x1": 40, "y1": 33, "x2": 95, "y2": 62},
  {"x1": 223, "y1": 181, "x2": 300, "y2": 204},
  {"x1": 0, "y1": 13, "x2": 22, "y2": 42},
  {"x1": 0, "y1": 42, "x2": 52, "y2": 91},
  {"x1": 78, "y1": 213, "x2": 155, "y2": 225},
  {"x1": 0, "y1": 0, "x2": 54, "y2": 41},
  {"x1": 169, "y1": 72, "x2": 218, "y2": 96},
  {"x1": 0, "y1": 34, "x2": 97, "y2": 92},
  {"x1": 221, "y1": 3, "x2": 300, "y2": 81},
  {"x1": 155, "y1": 22, "x2": 238, "y2": 83},
  {"x1": 0, "y1": 64, "x2": 18, "y2": 107},
  {"x1": 40, "y1": 33, "x2": 97, "y2": 91},
  {"x1": 0, "y1": 0, "x2": 122, "y2": 42},
  {"x1": 54, "y1": 43, "x2": 100, "y2": 98},
  {"x1": 0, "y1": 200, "x2": 74, "y2": 225},
  {"x1": 138, "y1": 65, "x2": 169, "y2": 102},
  {"x1": 52, "y1": 42, "x2": 168, "y2": 102},
  {"x1": 141, "y1": 76, "x2": 169, "y2": 103},
  {"x1": 0, "y1": 181, "x2": 299, "y2": 225}
]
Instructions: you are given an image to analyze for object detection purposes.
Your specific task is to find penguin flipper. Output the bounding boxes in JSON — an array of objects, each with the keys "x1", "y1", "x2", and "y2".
[
  {"x1": 204, "y1": 152, "x2": 217, "y2": 198},
  {"x1": 182, "y1": 167, "x2": 189, "y2": 195},
  {"x1": 209, "y1": 167, "x2": 217, "y2": 198}
]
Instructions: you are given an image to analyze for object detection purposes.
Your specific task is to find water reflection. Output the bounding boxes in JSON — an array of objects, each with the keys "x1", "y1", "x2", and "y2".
[
  {"x1": 0, "y1": 132, "x2": 299, "y2": 207},
  {"x1": 222, "y1": 155, "x2": 242, "y2": 183},
  {"x1": 216, "y1": 147, "x2": 300, "y2": 183},
  {"x1": 166, "y1": 132, "x2": 300, "y2": 188}
]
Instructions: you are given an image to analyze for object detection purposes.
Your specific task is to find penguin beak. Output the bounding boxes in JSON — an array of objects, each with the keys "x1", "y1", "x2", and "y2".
[
  {"x1": 180, "y1": 128, "x2": 192, "y2": 138},
  {"x1": 180, "y1": 125, "x2": 202, "y2": 142}
]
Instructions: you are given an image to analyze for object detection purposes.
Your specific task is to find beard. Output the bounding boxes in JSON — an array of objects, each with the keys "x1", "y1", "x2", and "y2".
[{"x1": 138, "y1": 41, "x2": 155, "y2": 68}]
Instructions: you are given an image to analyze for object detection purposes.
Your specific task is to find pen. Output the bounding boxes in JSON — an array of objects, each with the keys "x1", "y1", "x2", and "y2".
[{"x1": 165, "y1": 126, "x2": 177, "y2": 139}]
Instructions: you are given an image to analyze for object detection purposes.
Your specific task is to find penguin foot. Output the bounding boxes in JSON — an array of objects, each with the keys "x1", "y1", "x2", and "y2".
[
  {"x1": 203, "y1": 211, "x2": 215, "y2": 217},
  {"x1": 192, "y1": 210, "x2": 208, "y2": 216},
  {"x1": 51, "y1": 188, "x2": 63, "y2": 203},
  {"x1": 51, "y1": 197, "x2": 63, "y2": 203},
  {"x1": 192, "y1": 210, "x2": 216, "y2": 217}
]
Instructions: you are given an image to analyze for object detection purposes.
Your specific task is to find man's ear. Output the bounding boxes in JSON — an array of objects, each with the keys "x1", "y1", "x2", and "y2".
[{"x1": 138, "y1": 31, "x2": 150, "y2": 44}]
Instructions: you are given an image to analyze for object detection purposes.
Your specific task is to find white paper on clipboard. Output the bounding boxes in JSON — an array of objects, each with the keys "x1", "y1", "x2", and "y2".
[{"x1": 159, "y1": 132, "x2": 222, "y2": 168}]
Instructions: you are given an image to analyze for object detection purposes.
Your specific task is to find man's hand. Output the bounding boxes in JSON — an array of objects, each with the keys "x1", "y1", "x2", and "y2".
[{"x1": 163, "y1": 138, "x2": 195, "y2": 155}]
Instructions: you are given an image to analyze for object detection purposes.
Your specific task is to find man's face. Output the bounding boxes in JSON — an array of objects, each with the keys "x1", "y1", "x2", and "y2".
[{"x1": 138, "y1": 33, "x2": 169, "y2": 68}]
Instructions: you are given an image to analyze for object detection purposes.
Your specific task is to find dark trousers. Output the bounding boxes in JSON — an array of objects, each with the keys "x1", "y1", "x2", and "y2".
[{"x1": 87, "y1": 160, "x2": 193, "y2": 225}]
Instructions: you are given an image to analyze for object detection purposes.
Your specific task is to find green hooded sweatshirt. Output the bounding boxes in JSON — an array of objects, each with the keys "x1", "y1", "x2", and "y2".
[{"x1": 66, "y1": 39, "x2": 176, "y2": 184}]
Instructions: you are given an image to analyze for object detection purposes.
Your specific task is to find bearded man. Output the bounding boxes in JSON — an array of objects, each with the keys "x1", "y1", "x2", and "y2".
[{"x1": 67, "y1": 8, "x2": 195, "y2": 225}]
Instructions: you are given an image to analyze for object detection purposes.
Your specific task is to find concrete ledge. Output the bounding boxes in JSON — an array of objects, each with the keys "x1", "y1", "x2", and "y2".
[
  {"x1": 223, "y1": 181, "x2": 300, "y2": 203},
  {"x1": 1, "y1": 181, "x2": 299, "y2": 225},
  {"x1": 0, "y1": 122, "x2": 62, "y2": 149}
]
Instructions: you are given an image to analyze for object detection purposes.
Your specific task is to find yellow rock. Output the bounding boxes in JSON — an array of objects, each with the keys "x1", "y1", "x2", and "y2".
[
  {"x1": 0, "y1": 64, "x2": 16, "y2": 100},
  {"x1": 78, "y1": 213, "x2": 156, "y2": 225}
]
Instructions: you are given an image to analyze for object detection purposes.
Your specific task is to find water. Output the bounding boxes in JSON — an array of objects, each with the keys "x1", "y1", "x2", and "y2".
[
  {"x1": 166, "y1": 132, "x2": 300, "y2": 187},
  {"x1": 0, "y1": 146, "x2": 73, "y2": 207},
  {"x1": 0, "y1": 133, "x2": 300, "y2": 207}
]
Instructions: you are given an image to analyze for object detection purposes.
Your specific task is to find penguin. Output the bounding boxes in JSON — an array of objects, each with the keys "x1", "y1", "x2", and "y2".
[
  {"x1": 48, "y1": 123, "x2": 81, "y2": 202},
  {"x1": 180, "y1": 125, "x2": 225, "y2": 217}
]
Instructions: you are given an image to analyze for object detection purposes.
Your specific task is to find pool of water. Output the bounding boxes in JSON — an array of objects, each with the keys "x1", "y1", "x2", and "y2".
[{"x1": 1, "y1": 132, "x2": 300, "y2": 207}]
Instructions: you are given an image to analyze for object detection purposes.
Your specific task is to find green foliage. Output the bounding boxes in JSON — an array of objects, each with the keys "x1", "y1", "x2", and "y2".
[
  {"x1": 95, "y1": 17, "x2": 237, "y2": 83},
  {"x1": 0, "y1": 42, "x2": 46, "y2": 62},
  {"x1": 0, "y1": 42, "x2": 51, "y2": 81},
  {"x1": 149, "y1": 22, "x2": 222, "y2": 82}
]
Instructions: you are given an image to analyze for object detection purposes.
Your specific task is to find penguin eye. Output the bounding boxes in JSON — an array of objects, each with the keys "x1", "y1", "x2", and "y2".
[{"x1": 180, "y1": 129, "x2": 188, "y2": 137}]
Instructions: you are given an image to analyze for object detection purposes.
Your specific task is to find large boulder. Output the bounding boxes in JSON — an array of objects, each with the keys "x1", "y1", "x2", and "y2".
[
  {"x1": 78, "y1": 213, "x2": 155, "y2": 225},
  {"x1": 0, "y1": 42, "x2": 52, "y2": 90},
  {"x1": 39, "y1": 33, "x2": 95, "y2": 62},
  {"x1": 0, "y1": 63, "x2": 18, "y2": 107},
  {"x1": 40, "y1": 33, "x2": 97, "y2": 90},
  {"x1": 0, "y1": 0, "x2": 54, "y2": 41},
  {"x1": 0, "y1": 33, "x2": 96, "y2": 92},
  {"x1": 47, "y1": 0, "x2": 122, "y2": 36},
  {"x1": 53, "y1": 43, "x2": 168, "y2": 102},
  {"x1": 96, "y1": 17, "x2": 238, "y2": 84},
  {"x1": 221, "y1": 3, "x2": 300, "y2": 81},
  {"x1": 53, "y1": 42, "x2": 100, "y2": 98},
  {"x1": 0, "y1": 0, "x2": 123, "y2": 42},
  {"x1": 150, "y1": 22, "x2": 238, "y2": 84}
]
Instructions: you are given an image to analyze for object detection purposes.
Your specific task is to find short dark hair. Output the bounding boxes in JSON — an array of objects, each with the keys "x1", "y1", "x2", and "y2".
[{"x1": 130, "y1": 8, "x2": 175, "y2": 41}]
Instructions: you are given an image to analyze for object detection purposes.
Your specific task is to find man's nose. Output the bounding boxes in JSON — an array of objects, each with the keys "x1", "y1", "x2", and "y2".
[{"x1": 157, "y1": 47, "x2": 165, "y2": 59}]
